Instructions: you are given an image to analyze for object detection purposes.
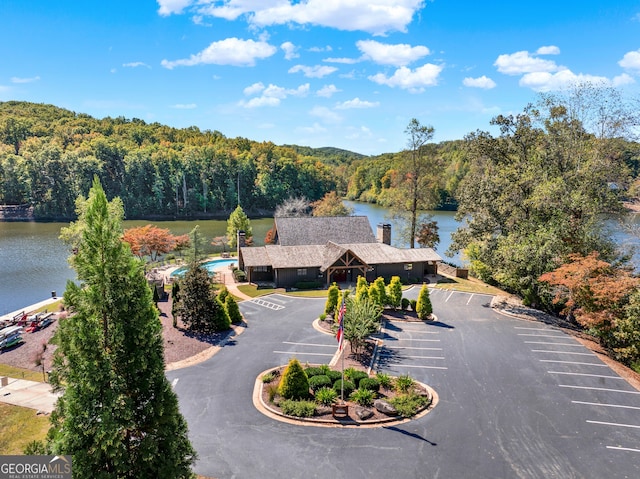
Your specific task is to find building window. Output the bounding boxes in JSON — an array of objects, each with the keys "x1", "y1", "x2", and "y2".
[
  {"x1": 297, "y1": 268, "x2": 307, "y2": 276},
  {"x1": 404, "y1": 263, "x2": 413, "y2": 271},
  {"x1": 254, "y1": 266, "x2": 268, "y2": 272}
]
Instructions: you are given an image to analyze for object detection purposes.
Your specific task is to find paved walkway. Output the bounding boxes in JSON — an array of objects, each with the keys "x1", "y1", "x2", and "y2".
[{"x1": 0, "y1": 377, "x2": 60, "y2": 413}]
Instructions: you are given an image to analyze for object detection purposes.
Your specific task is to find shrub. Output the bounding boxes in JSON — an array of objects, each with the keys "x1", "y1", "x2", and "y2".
[
  {"x1": 225, "y1": 294, "x2": 243, "y2": 324},
  {"x1": 350, "y1": 388, "x2": 375, "y2": 407},
  {"x1": 233, "y1": 269, "x2": 247, "y2": 282},
  {"x1": 355, "y1": 276, "x2": 369, "y2": 301},
  {"x1": 280, "y1": 399, "x2": 316, "y2": 417},
  {"x1": 376, "y1": 372, "x2": 393, "y2": 389},
  {"x1": 387, "y1": 276, "x2": 402, "y2": 309},
  {"x1": 319, "y1": 313, "x2": 327, "y2": 321},
  {"x1": 326, "y1": 370, "x2": 342, "y2": 382},
  {"x1": 318, "y1": 364, "x2": 331, "y2": 375},
  {"x1": 401, "y1": 297, "x2": 410, "y2": 310},
  {"x1": 217, "y1": 286, "x2": 229, "y2": 303},
  {"x1": 416, "y1": 284, "x2": 433, "y2": 320},
  {"x1": 308, "y1": 375, "x2": 332, "y2": 392},
  {"x1": 304, "y1": 366, "x2": 324, "y2": 377},
  {"x1": 315, "y1": 387, "x2": 338, "y2": 406},
  {"x1": 359, "y1": 377, "x2": 380, "y2": 392},
  {"x1": 410, "y1": 299, "x2": 417, "y2": 312},
  {"x1": 267, "y1": 383, "x2": 279, "y2": 403},
  {"x1": 279, "y1": 358, "x2": 310, "y2": 400},
  {"x1": 325, "y1": 283, "x2": 339, "y2": 315},
  {"x1": 333, "y1": 379, "x2": 355, "y2": 398},
  {"x1": 261, "y1": 372, "x2": 276, "y2": 383},
  {"x1": 344, "y1": 369, "x2": 368, "y2": 387},
  {"x1": 395, "y1": 373, "x2": 415, "y2": 394},
  {"x1": 389, "y1": 393, "x2": 430, "y2": 417}
]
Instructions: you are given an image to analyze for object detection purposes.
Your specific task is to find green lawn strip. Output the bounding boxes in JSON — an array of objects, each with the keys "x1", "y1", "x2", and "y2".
[
  {"x1": 433, "y1": 275, "x2": 506, "y2": 295},
  {"x1": 0, "y1": 403, "x2": 50, "y2": 454},
  {"x1": 236, "y1": 285, "x2": 285, "y2": 298},
  {"x1": 0, "y1": 364, "x2": 45, "y2": 382},
  {"x1": 31, "y1": 299, "x2": 64, "y2": 314}
]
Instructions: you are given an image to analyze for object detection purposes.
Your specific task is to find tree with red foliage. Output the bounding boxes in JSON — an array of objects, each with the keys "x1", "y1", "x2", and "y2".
[
  {"x1": 539, "y1": 252, "x2": 639, "y2": 335},
  {"x1": 123, "y1": 224, "x2": 182, "y2": 261}
]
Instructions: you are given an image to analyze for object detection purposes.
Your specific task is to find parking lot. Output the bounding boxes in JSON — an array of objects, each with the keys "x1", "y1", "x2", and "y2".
[{"x1": 167, "y1": 288, "x2": 640, "y2": 479}]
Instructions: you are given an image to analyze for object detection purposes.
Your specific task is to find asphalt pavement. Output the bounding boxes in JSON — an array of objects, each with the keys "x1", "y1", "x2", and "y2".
[{"x1": 167, "y1": 288, "x2": 640, "y2": 479}]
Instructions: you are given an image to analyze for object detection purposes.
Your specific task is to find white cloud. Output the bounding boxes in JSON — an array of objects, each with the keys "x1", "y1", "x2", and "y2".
[
  {"x1": 613, "y1": 73, "x2": 635, "y2": 86},
  {"x1": 368, "y1": 63, "x2": 443, "y2": 92},
  {"x1": 309, "y1": 45, "x2": 333, "y2": 52},
  {"x1": 243, "y1": 82, "x2": 265, "y2": 96},
  {"x1": 519, "y1": 69, "x2": 613, "y2": 92},
  {"x1": 161, "y1": 38, "x2": 277, "y2": 68},
  {"x1": 171, "y1": 103, "x2": 197, "y2": 109},
  {"x1": 11, "y1": 76, "x2": 40, "y2": 84},
  {"x1": 346, "y1": 125, "x2": 373, "y2": 140},
  {"x1": 297, "y1": 122, "x2": 328, "y2": 134},
  {"x1": 494, "y1": 50, "x2": 561, "y2": 75},
  {"x1": 324, "y1": 57, "x2": 361, "y2": 65},
  {"x1": 123, "y1": 62, "x2": 150, "y2": 68},
  {"x1": 536, "y1": 45, "x2": 560, "y2": 55},
  {"x1": 462, "y1": 75, "x2": 496, "y2": 89},
  {"x1": 619, "y1": 49, "x2": 640, "y2": 71},
  {"x1": 288, "y1": 64, "x2": 338, "y2": 78},
  {"x1": 157, "y1": 0, "x2": 193, "y2": 16},
  {"x1": 335, "y1": 98, "x2": 379, "y2": 109},
  {"x1": 356, "y1": 39, "x2": 429, "y2": 66},
  {"x1": 316, "y1": 84, "x2": 341, "y2": 98},
  {"x1": 281, "y1": 42, "x2": 299, "y2": 60},
  {"x1": 309, "y1": 106, "x2": 342, "y2": 123},
  {"x1": 240, "y1": 82, "x2": 310, "y2": 108},
  {"x1": 193, "y1": 0, "x2": 425, "y2": 35}
]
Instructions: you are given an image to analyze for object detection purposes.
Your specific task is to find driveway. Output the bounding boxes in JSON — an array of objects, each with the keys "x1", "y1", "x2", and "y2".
[{"x1": 167, "y1": 289, "x2": 640, "y2": 479}]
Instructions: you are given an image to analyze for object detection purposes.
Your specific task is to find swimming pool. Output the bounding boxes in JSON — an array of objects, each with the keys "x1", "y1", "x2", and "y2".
[{"x1": 170, "y1": 258, "x2": 238, "y2": 278}]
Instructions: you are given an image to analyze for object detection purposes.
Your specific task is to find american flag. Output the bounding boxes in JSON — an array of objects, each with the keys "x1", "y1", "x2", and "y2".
[{"x1": 335, "y1": 296, "x2": 346, "y2": 351}]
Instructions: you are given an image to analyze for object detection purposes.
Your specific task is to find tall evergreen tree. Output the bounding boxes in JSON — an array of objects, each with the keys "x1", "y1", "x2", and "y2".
[{"x1": 49, "y1": 178, "x2": 196, "y2": 478}]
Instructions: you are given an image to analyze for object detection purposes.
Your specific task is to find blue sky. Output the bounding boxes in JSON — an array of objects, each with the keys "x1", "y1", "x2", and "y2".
[{"x1": 1, "y1": 1, "x2": 639, "y2": 155}]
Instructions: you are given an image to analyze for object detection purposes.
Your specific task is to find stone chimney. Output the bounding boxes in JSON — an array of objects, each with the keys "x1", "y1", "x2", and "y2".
[
  {"x1": 237, "y1": 230, "x2": 246, "y2": 269},
  {"x1": 376, "y1": 223, "x2": 391, "y2": 245}
]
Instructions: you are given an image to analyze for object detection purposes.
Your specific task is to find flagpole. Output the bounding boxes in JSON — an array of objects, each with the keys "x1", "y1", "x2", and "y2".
[{"x1": 341, "y1": 338, "x2": 344, "y2": 403}]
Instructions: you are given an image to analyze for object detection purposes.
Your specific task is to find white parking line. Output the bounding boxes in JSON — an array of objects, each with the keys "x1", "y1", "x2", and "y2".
[
  {"x1": 559, "y1": 385, "x2": 640, "y2": 394},
  {"x1": 572, "y1": 400, "x2": 640, "y2": 410},
  {"x1": 390, "y1": 338, "x2": 441, "y2": 342},
  {"x1": 273, "y1": 351, "x2": 334, "y2": 357},
  {"x1": 172, "y1": 378, "x2": 179, "y2": 388},
  {"x1": 532, "y1": 350, "x2": 595, "y2": 356},
  {"x1": 385, "y1": 328, "x2": 439, "y2": 334},
  {"x1": 282, "y1": 341, "x2": 336, "y2": 348},
  {"x1": 587, "y1": 420, "x2": 640, "y2": 429},
  {"x1": 548, "y1": 371, "x2": 622, "y2": 379},
  {"x1": 540, "y1": 360, "x2": 607, "y2": 367},
  {"x1": 606, "y1": 446, "x2": 640, "y2": 452},
  {"x1": 389, "y1": 364, "x2": 448, "y2": 370},
  {"x1": 466, "y1": 294, "x2": 474, "y2": 305},
  {"x1": 515, "y1": 326, "x2": 557, "y2": 331},
  {"x1": 384, "y1": 346, "x2": 443, "y2": 351},
  {"x1": 445, "y1": 291, "x2": 455, "y2": 302},
  {"x1": 378, "y1": 353, "x2": 445, "y2": 360},
  {"x1": 524, "y1": 341, "x2": 582, "y2": 346},
  {"x1": 518, "y1": 333, "x2": 567, "y2": 338}
]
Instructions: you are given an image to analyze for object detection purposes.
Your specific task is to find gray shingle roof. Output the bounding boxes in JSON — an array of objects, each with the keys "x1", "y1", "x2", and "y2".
[{"x1": 275, "y1": 216, "x2": 376, "y2": 246}]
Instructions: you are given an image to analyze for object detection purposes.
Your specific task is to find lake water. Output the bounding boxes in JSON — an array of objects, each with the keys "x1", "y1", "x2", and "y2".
[{"x1": 0, "y1": 204, "x2": 637, "y2": 315}]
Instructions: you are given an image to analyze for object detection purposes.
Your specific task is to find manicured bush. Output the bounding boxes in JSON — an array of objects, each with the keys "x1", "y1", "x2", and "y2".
[
  {"x1": 280, "y1": 399, "x2": 316, "y2": 417},
  {"x1": 308, "y1": 374, "x2": 332, "y2": 392},
  {"x1": 326, "y1": 370, "x2": 342, "y2": 382},
  {"x1": 387, "y1": 276, "x2": 402, "y2": 309},
  {"x1": 350, "y1": 388, "x2": 375, "y2": 407},
  {"x1": 304, "y1": 366, "x2": 324, "y2": 377},
  {"x1": 410, "y1": 299, "x2": 417, "y2": 312},
  {"x1": 279, "y1": 358, "x2": 310, "y2": 400},
  {"x1": 325, "y1": 283, "x2": 339, "y2": 315},
  {"x1": 318, "y1": 364, "x2": 331, "y2": 375},
  {"x1": 261, "y1": 372, "x2": 276, "y2": 383},
  {"x1": 217, "y1": 286, "x2": 229, "y2": 303},
  {"x1": 315, "y1": 387, "x2": 338, "y2": 406},
  {"x1": 225, "y1": 294, "x2": 243, "y2": 324},
  {"x1": 333, "y1": 379, "x2": 355, "y2": 398},
  {"x1": 295, "y1": 280, "x2": 323, "y2": 289},
  {"x1": 319, "y1": 313, "x2": 327, "y2": 321},
  {"x1": 233, "y1": 269, "x2": 246, "y2": 282},
  {"x1": 355, "y1": 276, "x2": 369, "y2": 302},
  {"x1": 376, "y1": 372, "x2": 393, "y2": 389},
  {"x1": 359, "y1": 377, "x2": 380, "y2": 392},
  {"x1": 416, "y1": 284, "x2": 433, "y2": 320},
  {"x1": 345, "y1": 369, "x2": 368, "y2": 388},
  {"x1": 401, "y1": 297, "x2": 410, "y2": 310}
]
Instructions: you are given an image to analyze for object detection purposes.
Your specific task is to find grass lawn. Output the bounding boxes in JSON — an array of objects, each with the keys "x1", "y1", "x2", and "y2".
[
  {"x1": 0, "y1": 403, "x2": 50, "y2": 454},
  {"x1": 433, "y1": 275, "x2": 507, "y2": 295},
  {"x1": 0, "y1": 364, "x2": 46, "y2": 382}
]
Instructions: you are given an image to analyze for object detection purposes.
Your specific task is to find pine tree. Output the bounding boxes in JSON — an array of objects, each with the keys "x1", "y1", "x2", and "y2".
[
  {"x1": 416, "y1": 283, "x2": 433, "y2": 320},
  {"x1": 325, "y1": 282, "x2": 339, "y2": 316},
  {"x1": 278, "y1": 358, "x2": 310, "y2": 400},
  {"x1": 226, "y1": 205, "x2": 253, "y2": 248},
  {"x1": 225, "y1": 294, "x2": 243, "y2": 325},
  {"x1": 177, "y1": 262, "x2": 230, "y2": 333},
  {"x1": 50, "y1": 178, "x2": 196, "y2": 478},
  {"x1": 387, "y1": 276, "x2": 402, "y2": 310},
  {"x1": 355, "y1": 276, "x2": 369, "y2": 302}
]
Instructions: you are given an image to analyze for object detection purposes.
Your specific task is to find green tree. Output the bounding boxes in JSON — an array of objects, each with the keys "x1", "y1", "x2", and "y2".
[
  {"x1": 614, "y1": 290, "x2": 640, "y2": 368},
  {"x1": 186, "y1": 225, "x2": 209, "y2": 264},
  {"x1": 49, "y1": 178, "x2": 196, "y2": 478},
  {"x1": 343, "y1": 297, "x2": 383, "y2": 356},
  {"x1": 226, "y1": 205, "x2": 253, "y2": 248},
  {"x1": 278, "y1": 358, "x2": 310, "y2": 400},
  {"x1": 370, "y1": 277, "x2": 388, "y2": 308},
  {"x1": 225, "y1": 294, "x2": 243, "y2": 325},
  {"x1": 416, "y1": 284, "x2": 433, "y2": 320},
  {"x1": 0, "y1": 117, "x2": 31, "y2": 155},
  {"x1": 311, "y1": 191, "x2": 353, "y2": 216},
  {"x1": 355, "y1": 276, "x2": 369, "y2": 302},
  {"x1": 387, "y1": 276, "x2": 402, "y2": 310},
  {"x1": 176, "y1": 262, "x2": 230, "y2": 333}
]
